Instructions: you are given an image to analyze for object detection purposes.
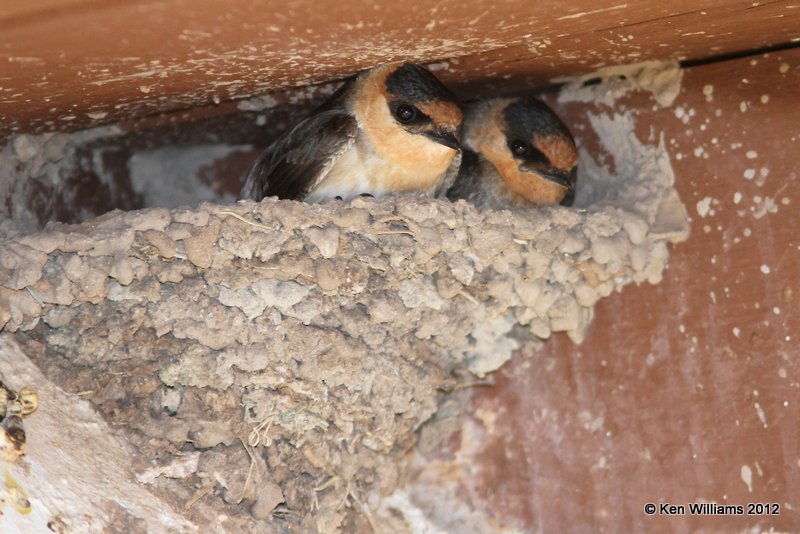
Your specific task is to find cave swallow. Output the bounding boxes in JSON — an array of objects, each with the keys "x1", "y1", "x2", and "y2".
[
  {"x1": 240, "y1": 63, "x2": 463, "y2": 202},
  {"x1": 446, "y1": 96, "x2": 578, "y2": 207}
]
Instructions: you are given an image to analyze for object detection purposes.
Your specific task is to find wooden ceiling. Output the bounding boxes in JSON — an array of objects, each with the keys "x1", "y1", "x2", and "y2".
[{"x1": 1, "y1": 0, "x2": 798, "y2": 137}]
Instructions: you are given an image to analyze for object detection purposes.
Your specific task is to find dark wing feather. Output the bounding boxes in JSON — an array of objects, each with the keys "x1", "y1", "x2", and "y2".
[
  {"x1": 435, "y1": 150, "x2": 462, "y2": 198},
  {"x1": 445, "y1": 148, "x2": 482, "y2": 202},
  {"x1": 240, "y1": 110, "x2": 358, "y2": 201}
]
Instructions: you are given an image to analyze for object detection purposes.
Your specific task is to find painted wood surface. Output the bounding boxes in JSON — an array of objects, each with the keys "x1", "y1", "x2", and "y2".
[{"x1": 1, "y1": 0, "x2": 798, "y2": 137}]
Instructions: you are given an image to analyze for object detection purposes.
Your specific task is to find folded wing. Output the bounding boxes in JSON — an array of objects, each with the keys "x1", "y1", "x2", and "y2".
[{"x1": 240, "y1": 110, "x2": 358, "y2": 201}]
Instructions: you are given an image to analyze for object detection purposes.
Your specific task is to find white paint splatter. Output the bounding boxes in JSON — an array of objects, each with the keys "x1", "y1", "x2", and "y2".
[
  {"x1": 756, "y1": 167, "x2": 770, "y2": 186},
  {"x1": 733, "y1": 327, "x2": 741, "y2": 337},
  {"x1": 746, "y1": 150, "x2": 758, "y2": 159},
  {"x1": 754, "y1": 402, "x2": 767, "y2": 427},
  {"x1": 760, "y1": 264, "x2": 771, "y2": 274},
  {"x1": 556, "y1": 4, "x2": 629, "y2": 20},
  {"x1": 579, "y1": 410, "x2": 605, "y2": 432},
  {"x1": 752, "y1": 197, "x2": 778, "y2": 219},
  {"x1": 741, "y1": 465, "x2": 753, "y2": 492},
  {"x1": 733, "y1": 192, "x2": 742, "y2": 204},
  {"x1": 696, "y1": 197, "x2": 712, "y2": 217}
]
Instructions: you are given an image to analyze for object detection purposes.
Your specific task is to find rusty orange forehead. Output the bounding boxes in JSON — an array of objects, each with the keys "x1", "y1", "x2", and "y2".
[
  {"x1": 417, "y1": 100, "x2": 463, "y2": 131},
  {"x1": 532, "y1": 133, "x2": 578, "y2": 171}
]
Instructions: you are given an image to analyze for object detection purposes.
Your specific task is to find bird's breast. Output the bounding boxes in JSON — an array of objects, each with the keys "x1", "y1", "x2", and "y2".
[
  {"x1": 306, "y1": 133, "x2": 456, "y2": 201},
  {"x1": 365, "y1": 132, "x2": 456, "y2": 192}
]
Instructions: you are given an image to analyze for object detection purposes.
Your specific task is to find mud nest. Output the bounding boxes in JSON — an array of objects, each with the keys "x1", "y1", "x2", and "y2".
[{"x1": 0, "y1": 105, "x2": 688, "y2": 531}]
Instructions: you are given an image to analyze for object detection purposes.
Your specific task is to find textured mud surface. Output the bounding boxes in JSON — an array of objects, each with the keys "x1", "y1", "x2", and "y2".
[{"x1": 1, "y1": 192, "x2": 686, "y2": 531}]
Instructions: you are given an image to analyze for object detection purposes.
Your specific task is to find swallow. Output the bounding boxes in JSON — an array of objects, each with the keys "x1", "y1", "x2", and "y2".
[
  {"x1": 240, "y1": 63, "x2": 463, "y2": 203},
  {"x1": 446, "y1": 96, "x2": 578, "y2": 208}
]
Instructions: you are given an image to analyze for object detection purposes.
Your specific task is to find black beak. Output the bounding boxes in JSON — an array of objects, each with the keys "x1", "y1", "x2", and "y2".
[
  {"x1": 520, "y1": 164, "x2": 575, "y2": 191},
  {"x1": 424, "y1": 129, "x2": 460, "y2": 150},
  {"x1": 559, "y1": 166, "x2": 578, "y2": 206}
]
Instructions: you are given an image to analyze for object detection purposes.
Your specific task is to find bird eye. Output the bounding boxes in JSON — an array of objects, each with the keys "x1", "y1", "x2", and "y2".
[
  {"x1": 510, "y1": 140, "x2": 528, "y2": 157},
  {"x1": 394, "y1": 103, "x2": 417, "y2": 124}
]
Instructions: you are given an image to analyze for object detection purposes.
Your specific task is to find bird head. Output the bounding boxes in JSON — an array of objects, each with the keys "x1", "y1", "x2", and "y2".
[
  {"x1": 352, "y1": 63, "x2": 462, "y2": 154},
  {"x1": 383, "y1": 63, "x2": 462, "y2": 149},
  {"x1": 464, "y1": 96, "x2": 578, "y2": 206}
]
